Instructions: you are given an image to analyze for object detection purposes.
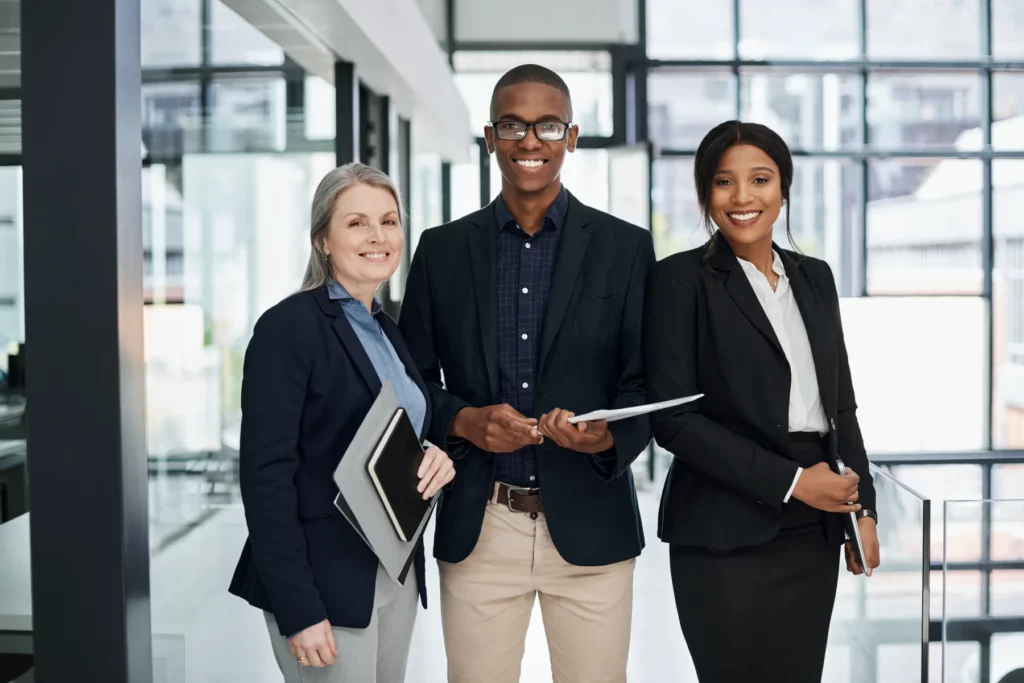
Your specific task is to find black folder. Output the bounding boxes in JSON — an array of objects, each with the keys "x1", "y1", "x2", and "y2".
[{"x1": 366, "y1": 407, "x2": 430, "y2": 542}]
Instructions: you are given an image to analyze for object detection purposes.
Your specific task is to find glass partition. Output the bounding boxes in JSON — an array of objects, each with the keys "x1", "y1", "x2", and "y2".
[
  {"x1": 824, "y1": 464, "x2": 931, "y2": 683},
  {"x1": 145, "y1": 152, "x2": 336, "y2": 680},
  {"x1": 943, "y1": 500, "x2": 1024, "y2": 683}
]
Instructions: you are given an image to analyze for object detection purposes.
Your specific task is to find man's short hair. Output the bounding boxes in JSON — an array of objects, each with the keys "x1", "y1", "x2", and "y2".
[{"x1": 489, "y1": 64, "x2": 574, "y2": 121}]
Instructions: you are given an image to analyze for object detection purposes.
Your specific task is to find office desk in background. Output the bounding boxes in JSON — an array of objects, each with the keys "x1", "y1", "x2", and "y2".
[
  {"x1": 0, "y1": 512, "x2": 31, "y2": 656},
  {"x1": 0, "y1": 440, "x2": 26, "y2": 523}
]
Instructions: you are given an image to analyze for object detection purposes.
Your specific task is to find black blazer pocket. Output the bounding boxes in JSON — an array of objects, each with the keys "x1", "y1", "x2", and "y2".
[{"x1": 574, "y1": 293, "x2": 617, "y2": 311}]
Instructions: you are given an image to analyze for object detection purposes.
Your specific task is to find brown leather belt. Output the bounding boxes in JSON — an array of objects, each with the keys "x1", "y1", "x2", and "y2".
[{"x1": 495, "y1": 482, "x2": 544, "y2": 515}]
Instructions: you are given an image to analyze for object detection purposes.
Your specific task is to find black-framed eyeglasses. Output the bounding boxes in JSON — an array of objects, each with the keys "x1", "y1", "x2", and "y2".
[{"x1": 488, "y1": 119, "x2": 573, "y2": 142}]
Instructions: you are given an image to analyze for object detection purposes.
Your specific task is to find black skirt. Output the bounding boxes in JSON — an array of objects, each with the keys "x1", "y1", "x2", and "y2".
[{"x1": 669, "y1": 433, "x2": 843, "y2": 683}]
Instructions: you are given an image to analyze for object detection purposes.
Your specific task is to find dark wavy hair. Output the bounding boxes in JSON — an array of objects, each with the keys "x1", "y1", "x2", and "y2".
[{"x1": 694, "y1": 120, "x2": 797, "y2": 261}]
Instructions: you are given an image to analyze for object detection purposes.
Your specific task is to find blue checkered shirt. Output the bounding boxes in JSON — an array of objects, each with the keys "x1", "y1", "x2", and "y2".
[{"x1": 492, "y1": 187, "x2": 568, "y2": 488}]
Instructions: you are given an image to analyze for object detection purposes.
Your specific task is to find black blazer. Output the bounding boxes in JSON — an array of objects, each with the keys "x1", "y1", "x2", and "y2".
[
  {"x1": 398, "y1": 192, "x2": 655, "y2": 566},
  {"x1": 643, "y1": 233, "x2": 876, "y2": 551},
  {"x1": 228, "y1": 286, "x2": 429, "y2": 638}
]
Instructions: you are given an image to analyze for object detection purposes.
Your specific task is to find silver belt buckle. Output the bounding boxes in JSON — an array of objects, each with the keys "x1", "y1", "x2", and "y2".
[{"x1": 505, "y1": 485, "x2": 539, "y2": 512}]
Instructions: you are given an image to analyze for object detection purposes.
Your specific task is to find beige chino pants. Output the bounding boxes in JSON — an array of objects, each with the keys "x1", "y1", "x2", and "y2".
[{"x1": 439, "y1": 484, "x2": 635, "y2": 683}]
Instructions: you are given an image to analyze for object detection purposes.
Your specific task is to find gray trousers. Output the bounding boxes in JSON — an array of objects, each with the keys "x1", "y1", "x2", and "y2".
[{"x1": 264, "y1": 564, "x2": 418, "y2": 683}]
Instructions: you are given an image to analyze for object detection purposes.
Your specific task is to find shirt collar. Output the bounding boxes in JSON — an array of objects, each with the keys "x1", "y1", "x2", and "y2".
[
  {"x1": 495, "y1": 185, "x2": 569, "y2": 235},
  {"x1": 737, "y1": 248, "x2": 788, "y2": 280},
  {"x1": 326, "y1": 279, "x2": 383, "y2": 316}
]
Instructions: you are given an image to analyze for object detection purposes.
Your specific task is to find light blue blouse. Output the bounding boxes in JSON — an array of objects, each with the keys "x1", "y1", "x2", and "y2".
[{"x1": 326, "y1": 281, "x2": 427, "y2": 438}]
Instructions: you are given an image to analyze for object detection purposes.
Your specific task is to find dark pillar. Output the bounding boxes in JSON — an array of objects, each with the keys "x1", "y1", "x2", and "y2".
[
  {"x1": 359, "y1": 82, "x2": 375, "y2": 166},
  {"x1": 478, "y1": 137, "x2": 491, "y2": 208},
  {"x1": 379, "y1": 96, "x2": 391, "y2": 174},
  {"x1": 334, "y1": 61, "x2": 358, "y2": 165},
  {"x1": 21, "y1": 0, "x2": 152, "y2": 681},
  {"x1": 441, "y1": 161, "x2": 452, "y2": 223}
]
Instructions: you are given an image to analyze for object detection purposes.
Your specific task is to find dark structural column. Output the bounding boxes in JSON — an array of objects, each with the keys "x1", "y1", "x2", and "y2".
[
  {"x1": 378, "y1": 96, "x2": 392, "y2": 174},
  {"x1": 441, "y1": 162, "x2": 452, "y2": 224},
  {"x1": 21, "y1": 0, "x2": 152, "y2": 681},
  {"x1": 398, "y1": 116, "x2": 412, "y2": 274},
  {"x1": 335, "y1": 60, "x2": 358, "y2": 165},
  {"x1": 478, "y1": 138, "x2": 491, "y2": 208}
]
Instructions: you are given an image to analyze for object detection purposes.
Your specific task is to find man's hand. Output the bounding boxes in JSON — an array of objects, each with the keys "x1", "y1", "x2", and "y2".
[
  {"x1": 449, "y1": 404, "x2": 543, "y2": 453},
  {"x1": 538, "y1": 408, "x2": 614, "y2": 454},
  {"x1": 845, "y1": 516, "x2": 881, "y2": 577}
]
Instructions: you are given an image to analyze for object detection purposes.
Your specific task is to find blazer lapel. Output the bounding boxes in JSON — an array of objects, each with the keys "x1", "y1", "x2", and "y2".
[
  {"x1": 708, "y1": 233, "x2": 784, "y2": 356},
  {"x1": 468, "y1": 205, "x2": 500, "y2": 402},
  {"x1": 312, "y1": 286, "x2": 382, "y2": 395},
  {"x1": 539, "y1": 195, "x2": 592, "y2": 375},
  {"x1": 379, "y1": 315, "x2": 433, "y2": 439},
  {"x1": 781, "y1": 251, "x2": 839, "y2": 420}
]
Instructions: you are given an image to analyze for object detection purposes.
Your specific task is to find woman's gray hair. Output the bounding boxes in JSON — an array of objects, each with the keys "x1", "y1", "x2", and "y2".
[{"x1": 300, "y1": 162, "x2": 407, "y2": 291}]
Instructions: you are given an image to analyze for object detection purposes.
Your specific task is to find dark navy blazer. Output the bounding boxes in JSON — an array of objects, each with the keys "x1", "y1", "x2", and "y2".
[
  {"x1": 400, "y1": 192, "x2": 655, "y2": 568},
  {"x1": 228, "y1": 285, "x2": 430, "y2": 637}
]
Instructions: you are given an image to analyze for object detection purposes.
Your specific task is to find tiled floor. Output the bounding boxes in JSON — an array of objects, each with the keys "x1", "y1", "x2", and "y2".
[
  {"x1": 146, "y1": 473, "x2": 984, "y2": 683},
  {"x1": 148, "y1": 484, "x2": 698, "y2": 683}
]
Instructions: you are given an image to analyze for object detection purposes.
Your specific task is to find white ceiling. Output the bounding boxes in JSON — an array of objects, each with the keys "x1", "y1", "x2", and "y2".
[{"x1": 222, "y1": 0, "x2": 472, "y2": 162}]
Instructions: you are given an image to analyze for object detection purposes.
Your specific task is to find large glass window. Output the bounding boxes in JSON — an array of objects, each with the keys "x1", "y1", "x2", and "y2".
[
  {"x1": 145, "y1": 152, "x2": 335, "y2": 678},
  {"x1": 992, "y1": 72, "x2": 1024, "y2": 151},
  {"x1": 646, "y1": 0, "x2": 733, "y2": 60},
  {"x1": 867, "y1": 0, "x2": 980, "y2": 59},
  {"x1": 842, "y1": 297, "x2": 987, "y2": 452},
  {"x1": 649, "y1": 72, "x2": 736, "y2": 150},
  {"x1": 208, "y1": 77, "x2": 287, "y2": 153},
  {"x1": 451, "y1": 144, "x2": 482, "y2": 222},
  {"x1": 993, "y1": 0, "x2": 1024, "y2": 57},
  {"x1": 739, "y1": 71, "x2": 860, "y2": 150},
  {"x1": 141, "y1": 0, "x2": 202, "y2": 68},
  {"x1": 867, "y1": 158, "x2": 983, "y2": 295},
  {"x1": 0, "y1": 167, "x2": 22, "y2": 364},
  {"x1": 739, "y1": 0, "x2": 858, "y2": 60},
  {"x1": 994, "y1": 161, "x2": 1024, "y2": 449},
  {"x1": 143, "y1": 82, "x2": 202, "y2": 160},
  {"x1": 209, "y1": 0, "x2": 284, "y2": 66},
  {"x1": 867, "y1": 73, "x2": 982, "y2": 150}
]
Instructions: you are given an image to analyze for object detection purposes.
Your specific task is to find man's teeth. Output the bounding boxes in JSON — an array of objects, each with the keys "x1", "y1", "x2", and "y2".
[
  {"x1": 516, "y1": 160, "x2": 544, "y2": 168},
  {"x1": 729, "y1": 212, "x2": 759, "y2": 221},
  {"x1": 361, "y1": 253, "x2": 389, "y2": 261}
]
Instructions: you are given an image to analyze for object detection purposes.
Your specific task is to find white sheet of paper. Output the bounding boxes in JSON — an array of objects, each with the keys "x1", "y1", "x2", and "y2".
[{"x1": 566, "y1": 394, "x2": 704, "y2": 424}]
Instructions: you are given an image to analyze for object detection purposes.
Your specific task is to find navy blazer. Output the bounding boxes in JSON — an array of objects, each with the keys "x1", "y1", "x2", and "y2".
[
  {"x1": 399, "y1": 192, "x2": 655, "y2": 567},
  {"x1": 228, "y1": 285, "x2": 430, "y2": 638}
]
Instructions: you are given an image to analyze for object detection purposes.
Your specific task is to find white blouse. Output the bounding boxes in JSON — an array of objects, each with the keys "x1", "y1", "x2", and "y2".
[{"x1": 737, "y1": 250, "x2": 828, "y2": 501}]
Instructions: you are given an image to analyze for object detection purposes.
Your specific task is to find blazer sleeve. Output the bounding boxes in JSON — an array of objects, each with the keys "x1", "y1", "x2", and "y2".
[
  {"x1": 398, "y1": 231, "x2": 473, "y2": 458},
  {"x1": 643, "y1": 259, "x2": 800, "y2": 509},
  {"x1": 819, "y1": 262, "x2": 877, "y2": 512},
  {"x1": 592, "y1": 230, "x2": 656, "y2": 480},
  {"x1": 238, "y1": 305, "x2": 327, "y2": 637}
]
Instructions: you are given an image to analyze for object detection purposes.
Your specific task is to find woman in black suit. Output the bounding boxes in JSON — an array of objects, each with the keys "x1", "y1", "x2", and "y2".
[
  {"x1": 643, "y1": 121, "x2": 881, "y2": 683},
  {"x1": 228, "y1": 162, "x2": 455, "y2": 682}
]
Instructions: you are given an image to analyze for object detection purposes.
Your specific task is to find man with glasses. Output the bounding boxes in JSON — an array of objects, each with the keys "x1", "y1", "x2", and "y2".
[{"x1": 400, "y1": 64, "x2": 654, "y2": 683}]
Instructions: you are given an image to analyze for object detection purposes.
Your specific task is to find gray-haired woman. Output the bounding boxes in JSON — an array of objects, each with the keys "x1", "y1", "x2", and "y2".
[{"x1": 228, "y1": 162, "x2": 454, "y2": 682}]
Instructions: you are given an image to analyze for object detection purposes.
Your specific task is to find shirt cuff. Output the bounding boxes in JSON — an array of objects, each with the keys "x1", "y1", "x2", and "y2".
[{"x1": 783, "y1": 467, "x2": 803, "y2": 504}]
